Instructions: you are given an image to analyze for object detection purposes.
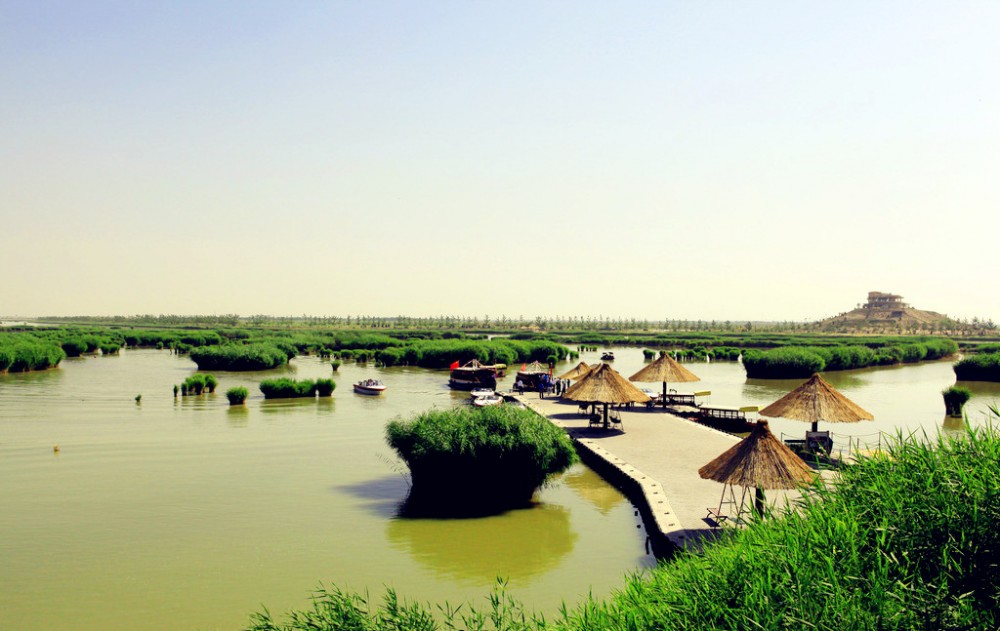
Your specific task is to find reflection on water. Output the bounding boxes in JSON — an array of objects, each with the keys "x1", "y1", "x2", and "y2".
[
  {"x1": 942, "y1": 414, "x2": 967, "y2": 433},
  {"x1": 561, "y1": 467, "x2": 625, "y2": 515},
  {"x1": 226, "y1": 405, "x2": 250, "y2": 427},
  {"x1": 386, "y1": 504, "x2": 577, "y2": 584},
  {"x1": 956, "y1": 379, "x2": 1000, "y2": 397}
]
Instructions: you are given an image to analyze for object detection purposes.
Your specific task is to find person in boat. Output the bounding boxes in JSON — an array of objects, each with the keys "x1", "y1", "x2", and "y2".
[{"x1": 514, "y1": 378, "x2": 524, "y2": 394}]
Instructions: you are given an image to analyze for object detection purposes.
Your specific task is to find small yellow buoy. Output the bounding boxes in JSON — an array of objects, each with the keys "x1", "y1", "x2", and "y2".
[{"x1": 53, "y1": 445, "x2": 60, "y2": 454}]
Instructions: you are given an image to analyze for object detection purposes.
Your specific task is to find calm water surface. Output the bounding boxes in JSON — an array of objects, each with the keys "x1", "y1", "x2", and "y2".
[{"x1": 0, "y1": 350, "x2": 653, "y2": 631}]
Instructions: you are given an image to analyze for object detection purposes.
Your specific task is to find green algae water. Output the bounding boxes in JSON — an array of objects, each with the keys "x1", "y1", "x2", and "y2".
[{"x1": 0, "y1": 350, "x2": 653, "y2": 631}]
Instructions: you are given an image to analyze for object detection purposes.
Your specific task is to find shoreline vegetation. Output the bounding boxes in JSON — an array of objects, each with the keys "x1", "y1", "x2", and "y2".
[
  {"x1": 1, "y1": 321, "x2": 987, "y2": 378},
  {"x1": 742, "y1": 338, "x2": 958, "y2": 378},
  {"x1": 247, "y1": 422, "x2": 1000, "y2": 631}
]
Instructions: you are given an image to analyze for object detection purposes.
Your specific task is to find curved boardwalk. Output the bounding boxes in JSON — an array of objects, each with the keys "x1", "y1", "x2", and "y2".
[{"x1": 513, "y1": 393, "x2": 801, "y2": 555}]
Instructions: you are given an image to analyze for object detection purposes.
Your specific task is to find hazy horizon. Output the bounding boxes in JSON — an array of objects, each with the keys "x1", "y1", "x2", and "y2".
[{"x1": 3, "y1": 2, "x2": 998, "y2": 323}]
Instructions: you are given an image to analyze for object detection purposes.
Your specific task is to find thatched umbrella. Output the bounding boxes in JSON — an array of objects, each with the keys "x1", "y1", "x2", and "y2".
[
  {"x1": 629, "y1": 353, "x2": 700, "y2": 408},
  {"x1": 563, "y1": 363, "x2": 651, "y2": 429},
  {"x1": 758, "y1": 373, "x2": 873, "y2": 433},
  {"x1": 699, "y1": 420, "x2": 816, "y2": 517},
  {"x1": 557, "y1": 361, "x2": 591, "y2": 381}
]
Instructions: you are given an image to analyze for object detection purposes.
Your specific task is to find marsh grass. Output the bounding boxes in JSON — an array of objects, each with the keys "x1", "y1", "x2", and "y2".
[
  {"x1": 942, "y1": 385, "x2": 972, "y2": 416},
  {"x1": 189, "y1": 344, "x2": 288, "y2": 371},
  {"x1": 314, "y1": 378, "x2": 336, "y2": 397},
  {"x1": 259, "y1": 378, "x2": 317, "y2": 399},
  {"x1": 386, "y1": 406, "x2": 577, "y2": 515},
  {"x1": 954, "y1": 352, "x2": 1000, "y2": 382},
  {"x1": 181, "y1": 374, "x2": 216, "y2": 395},
  {"x1": 226, "y1": 386, "x2": 249, "y2": 405}
]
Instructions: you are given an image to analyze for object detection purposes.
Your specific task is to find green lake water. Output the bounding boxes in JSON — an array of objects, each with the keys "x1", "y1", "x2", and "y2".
[
  {"x1": 0, "y1": 350, "x2": 654, "y2": 631},
  {"x1": 4, "y1": 345, "x2": 996, "y2": 631}
]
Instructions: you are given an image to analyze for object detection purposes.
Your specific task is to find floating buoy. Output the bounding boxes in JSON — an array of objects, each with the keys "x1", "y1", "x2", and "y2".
[{"x1": 53, "y1": 445, "x2": 60, "y2": 454}]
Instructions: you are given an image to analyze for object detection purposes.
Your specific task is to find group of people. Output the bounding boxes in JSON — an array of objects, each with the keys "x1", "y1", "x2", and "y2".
[{"x1": 513, "y1": 375, "x2": 571, "y2": 398}]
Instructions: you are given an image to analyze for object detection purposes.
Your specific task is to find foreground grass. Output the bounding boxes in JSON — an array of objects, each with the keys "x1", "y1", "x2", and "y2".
[{"x1": 246, "y1": 423, "x2": 999, "y2": 630}]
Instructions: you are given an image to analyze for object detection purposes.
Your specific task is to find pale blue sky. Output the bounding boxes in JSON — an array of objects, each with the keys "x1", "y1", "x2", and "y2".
[{"x1": 2, "y1": 2, "x2": 998, "y2": 322}]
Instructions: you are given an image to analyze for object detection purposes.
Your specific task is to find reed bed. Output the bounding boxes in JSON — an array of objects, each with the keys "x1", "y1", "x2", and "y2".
[
  {"x1": 954, "y1": 352, "x2": 1000, "y2": 382},
  {"x1": 259, "y1": 378, "x2": 317, "y2": 399},
  {"x1": 942, "y1": 386, "x2": 972, "y2": 415},
  {"x1": 226, "y1": 386, "x2": 248, "y2": 405},
  {"x1": 0, "y1": 337, "x2": 66, "y2": 372},
  {"x1": 386, "y1": 406, "x2": 577, "y2": 514},
  {"x1": 189, "y1": 344, "x2": 289, "y2": 371},
  {"x1": 179, "y1": 373, "x2": 217, "y2": 395},
  {"x1": 745, "y1": 339, "x2": 958, "y2": 378}
]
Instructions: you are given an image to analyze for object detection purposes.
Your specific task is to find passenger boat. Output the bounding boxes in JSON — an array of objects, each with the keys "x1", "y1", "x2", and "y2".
[
  {"x1": 448, "y1": 359, "x2": 500, "y2": 390},
  {"x1": 353, "y1": 379, "x2": 387, "y2": 395},
  {"x1": 514, "y1": 360, "x2": 550, "y2": 391}
]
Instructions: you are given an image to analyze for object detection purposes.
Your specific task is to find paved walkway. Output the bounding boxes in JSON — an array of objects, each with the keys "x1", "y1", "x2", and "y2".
[{"x1": 511, "y1": 393, "x2": 802, "y2": 552}]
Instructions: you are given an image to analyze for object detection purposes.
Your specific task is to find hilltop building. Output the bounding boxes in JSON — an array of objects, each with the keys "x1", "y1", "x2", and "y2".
[
  {"x1": 821, "y1": 291, "x2": 951, "y2": 331},
  {"x1": 859, "y1": 292, "x2": 910, "y2": 319}
]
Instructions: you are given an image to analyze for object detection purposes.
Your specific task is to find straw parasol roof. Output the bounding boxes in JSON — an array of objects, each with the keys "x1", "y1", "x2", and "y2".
[
  {"x1": 629, "y1": 353, "x2": 700, "y2": 407},
  {"x1": 557, "y1": 361, "x2": 591, "y2": 381},
  {"x1": 629, "y1": 353, "x2": 700, "y2": 384},
  {"x1": 758, "y1": 373, "x2": 873, "y2": 433},
  {"x1": 699, "y1": 420, "x2": 816, "y2": 490},
  {"x1": 563, "y1": 363, "x2": 652, "y2": 405}
]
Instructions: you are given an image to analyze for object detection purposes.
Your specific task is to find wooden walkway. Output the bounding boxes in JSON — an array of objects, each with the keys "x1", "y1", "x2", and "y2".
[{"x1": 511, "y1": 393, "x2": 802, "y2": 554}]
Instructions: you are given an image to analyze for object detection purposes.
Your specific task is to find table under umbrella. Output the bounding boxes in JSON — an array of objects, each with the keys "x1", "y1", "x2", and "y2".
[
  {"x1": 629, "y1": 353, "x2": 700, "y2": 408},
  {"x1": 563, "y1": 363, "x2": 651, "y2": 429}
]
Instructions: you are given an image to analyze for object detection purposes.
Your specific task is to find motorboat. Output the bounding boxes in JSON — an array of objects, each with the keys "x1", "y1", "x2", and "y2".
[
  {"x1": 471, "y1": 393, "x2": 504, "y2": 407},
  {"x1": 353, "y1": 379, "x2": 387, "y2": 395},
  {"x1": 469, "y1": 387, "x2": 495, "y2": 399},
  {"x1": 601, "y1": 352, "x2": 615, "y2": 361}
]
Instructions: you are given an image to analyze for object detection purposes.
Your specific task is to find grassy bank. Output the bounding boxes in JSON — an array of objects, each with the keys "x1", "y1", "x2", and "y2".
[{"x1": 247, "y1": 422, "x2": 999, "y2": 630}]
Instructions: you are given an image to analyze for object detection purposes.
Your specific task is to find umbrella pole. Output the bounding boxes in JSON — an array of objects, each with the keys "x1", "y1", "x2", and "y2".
[
  {"x1": 661, "y1": 381, "x2": 667, "y2": 408},
  {"x1": 603, "y1": 402, "x2": 609, "y2": 430},
  {"x1": 754, "y1": 487, "x2": 766, "y2": 518},
  {"x1": 810, "y1": 421, "x2": 819, "y2": 433}
]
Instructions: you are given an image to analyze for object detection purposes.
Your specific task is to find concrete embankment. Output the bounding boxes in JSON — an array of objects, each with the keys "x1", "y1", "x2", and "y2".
[{"x1": 512, "y1": 394, "x2": 799, "y2": 557}]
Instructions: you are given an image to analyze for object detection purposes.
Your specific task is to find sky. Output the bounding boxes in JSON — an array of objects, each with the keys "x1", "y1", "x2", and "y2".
[{"x1": 2, "y1": 1, "x2": 998, "y2": 322}]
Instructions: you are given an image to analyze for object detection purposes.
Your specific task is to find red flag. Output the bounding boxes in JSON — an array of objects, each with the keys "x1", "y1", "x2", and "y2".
[{"x1": 449, "y1": 360, "x2": 460, "y2": 370}]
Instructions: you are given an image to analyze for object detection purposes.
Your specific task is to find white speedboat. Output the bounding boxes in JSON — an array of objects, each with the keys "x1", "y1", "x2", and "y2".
[
  {"x1": 469, "y1": 388, "x2": 495, "y2": 399},
  {"x1": 353, "y1": 379, "x2": 387, "y2": 395},
  {"x1": 472, "y1": 394, "x2": 504, "y2": 407}
]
